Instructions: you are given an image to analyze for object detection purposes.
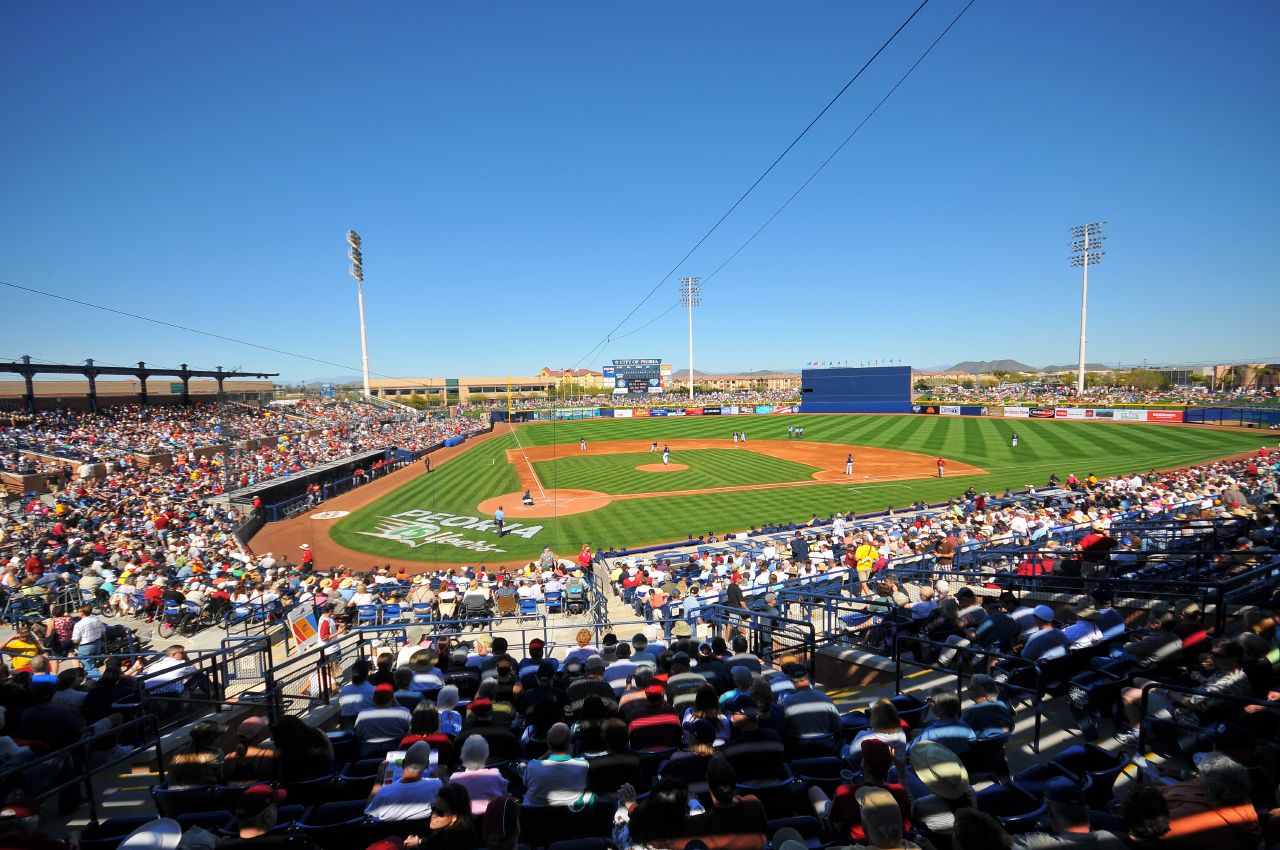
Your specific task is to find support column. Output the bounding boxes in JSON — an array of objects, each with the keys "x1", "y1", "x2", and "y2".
[
  {"x1": 180, "y1": 364, "x2": 191, "y2": 406},
  {"x1": 85, "y1": 359, "x2": 99, "y2": 414},
  {"x1": 20, "y1": 356, "x2": 35, "y2": 413},
  {"x1": 137, "y1": 363, "x2": 150, "y2": 406}
]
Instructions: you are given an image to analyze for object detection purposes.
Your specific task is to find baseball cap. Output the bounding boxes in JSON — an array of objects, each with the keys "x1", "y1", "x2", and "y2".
[
  {"x1": 644, "y1": 683, "x2": 666, "y2": 700},
  {"x1": 1032, "y1": 604, "x2": 1056, "y2": 622},
  {"x1": 860, "y1": 737, "x2": 893, "y2": 775},
  {"x1": 585, "y1": 655, "x2": 606, "y2": 672},
  {"x1": 238, "y1": 784, "x2": 286, "y2": 816}
]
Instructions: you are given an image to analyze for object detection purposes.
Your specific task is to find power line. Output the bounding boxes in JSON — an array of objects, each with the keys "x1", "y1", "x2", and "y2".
[
  {"x1": 568, "y1": 0, "x2": 934, "y2": 368},
  {"x1": 600, "y1": 0, "x2": 976, "y2": 351},
  {"x1": 0, "y1": 279, "x2": 444, "y2": 393}
]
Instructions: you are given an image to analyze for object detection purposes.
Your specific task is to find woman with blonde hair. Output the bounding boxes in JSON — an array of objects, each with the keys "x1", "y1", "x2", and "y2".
[{"x1": 846, "y1": 697, "x2": 908, "y2": 763}]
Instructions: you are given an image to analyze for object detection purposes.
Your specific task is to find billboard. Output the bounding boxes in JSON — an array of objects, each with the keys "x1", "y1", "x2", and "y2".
[
  {"x1": 610, "y1": 358, "x2": 664, "y2": 395},
  {"x1": 1146, "y1": 410, "x2": 1184, "y2": 422}
]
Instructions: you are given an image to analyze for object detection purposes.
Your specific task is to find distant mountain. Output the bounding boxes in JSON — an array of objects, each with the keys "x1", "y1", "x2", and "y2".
[
  {"x1": 295, "y1": 376, "x2": 363, "y2": 387},
  {"x1": 947, "y1": 359, "x2": 1037, "y2": 374}
]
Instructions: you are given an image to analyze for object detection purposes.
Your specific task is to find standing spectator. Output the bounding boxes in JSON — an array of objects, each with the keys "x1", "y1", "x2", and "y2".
[{"x1": 70, "y1": 605, "x2": 106, "y2": 681}]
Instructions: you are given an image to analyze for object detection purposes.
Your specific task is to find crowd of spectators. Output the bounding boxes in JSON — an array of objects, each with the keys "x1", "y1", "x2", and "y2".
[
  {"x1": 919, "y1": 383, "x2": 1277, "y2": 407},
  {"x1": 459, "y1": 388, "x2": 800, "y2": 412},
  {"x1": 0, "y1": 400, "x2": 488, "y2": 492}
]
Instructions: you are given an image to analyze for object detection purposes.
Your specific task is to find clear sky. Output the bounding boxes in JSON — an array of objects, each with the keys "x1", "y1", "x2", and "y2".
[{"x1": 2, "y1": 2, "x2": 1277, "y2": 381}]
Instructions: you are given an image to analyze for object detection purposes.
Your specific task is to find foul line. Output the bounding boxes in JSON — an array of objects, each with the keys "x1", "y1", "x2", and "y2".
[{"x1": 505, "y1": 423, "x2": 547, "y2": 500}]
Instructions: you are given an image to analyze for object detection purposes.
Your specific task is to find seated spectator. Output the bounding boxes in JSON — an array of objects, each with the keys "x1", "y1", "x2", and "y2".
[
  {"x1": 523, "y1": 722, "x2": 591, "y2": 807},
  {"x1": 826, "y1": 738, "x2": 911, "y2": 844},
  {"x1": 356, "y1": 683, "x2": 413, "y2": 755},
  {"x1": 676, "y1": 754, "x2": 768, "y2": 849},
  {"x1": 780, "y1": 664, "x2": 841, "y2": 753},
  {"x1": 218, "y1": 784, "x2": 291, "y2": 850},
  {"x1": 719, "y1": 666, "x2": 756, "y2": 714},
  {"x1": 1119, "y1": 639, "x2": 1251, "y2": 747},
  {"x1": 627, "y1": 683, "x2": 682, "y2": 751},
  {"x1": 450, "y1": 735, "x2": 508, "y2": 817},
  {"x1": 565, "y1": 656, "x2": 618, "y2": 719},
  {"x1": 1020, "y1": 605, "x2": 1070, "y2": 663},
  {"x1": 421, "y1": 782, "x2": 477, "y2": 850},
  {"x1": 366, "y1": 741, "x2": 442, "y2": 821},
  {"x1": 167, "y1": 720, "x2": 228, "y2": 788},
  {"x1": 961, "y1": 675, "x2": 1014, "y2": 739},
  {"x1": 910, "y1": 687, "x2": 976, "y2": 756},
  {"x1": 437, "y1": 685, "x2": 463, "y2": 736},
  {"x1": 1159, "y1": 752, "x2": 1261, "y2": 850},
  {"x1": 272, "y1": 715, "x2": 336, "y2": 782},
  {"x1": 605, "y1": 643, "x2": 637, "y2": 697},
  {"x1": 950, "y1": 809, "x2": 1013, "y2": 850},
  {"x1": 848, "y1": 698, "x2": 909, "y2": 764},
  {"x1": 1013, "y1": 776, "x2": 1125, "y2": 849},
  {"x1": 338, "y1": 659, "x2": 376, "y2": 726},
  {"x1": 586, "y1": 718, "x2": 642, "y2": 799},
  {"x1": 564, "y1": 629, "x2": 600, "y2": 668},
  {"x1": 847, "y1": 786, "x2": 919, "y2": 850},
  {"x1": 454, "y1": 698, "x2": 520, "y2": 762},
  {"x1": 907, "y1": 741, "x2": 975, "y2": 839},
  {"x1": 682, "y1": 684, "x2": 730, "y2": 746}
]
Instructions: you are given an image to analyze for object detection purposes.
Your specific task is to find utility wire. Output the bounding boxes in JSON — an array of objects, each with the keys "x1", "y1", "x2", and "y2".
[
  {"x1": 605, "y1": 0, "x2": 975, "y2": 349},
  {"x1": 568, "y1": 0, "x2": 933, "y2": 368},
  {"x1": 0, "y1": 279, "x2": 443, "y2": 393}
]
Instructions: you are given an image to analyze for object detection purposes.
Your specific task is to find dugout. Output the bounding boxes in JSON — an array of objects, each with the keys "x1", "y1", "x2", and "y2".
[{"x1": 799, "y1": 365, "x2": 913, "y2": 413}]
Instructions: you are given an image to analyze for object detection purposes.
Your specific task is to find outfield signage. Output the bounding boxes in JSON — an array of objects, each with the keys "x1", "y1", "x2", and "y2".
[
  {"x1": 940, "y1": 405, "x2": 962, "y2": 416},
  {"x1": 1004, "y1": 406, "x2": 1028, "y2": 418},
  {"x1": 1147, "y1": 410, "x2": 1184, "y2": 422},
  {"x1": 356, "y1": 509, "x2": 544, "y2": 552},
  {"x1": 995, "y1": 405, "x2": 1182, "y2": 423},
  {"x1": 721, "y1": 405, "x2": 739, "y2": 415}
]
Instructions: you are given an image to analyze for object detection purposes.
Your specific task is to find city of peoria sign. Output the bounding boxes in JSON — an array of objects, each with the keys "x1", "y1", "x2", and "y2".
[{"x1": 355, "y1": 509, "x2": 542, "y2": 553}]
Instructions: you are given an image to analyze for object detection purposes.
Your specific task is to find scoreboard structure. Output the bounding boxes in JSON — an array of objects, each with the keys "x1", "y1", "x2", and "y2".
[
  {"x1": 606, "y1": 358, "x2": 665, "y2": 395},
  {"x1": 799, "y1": 365, "x2": 913, "y2": 413}
]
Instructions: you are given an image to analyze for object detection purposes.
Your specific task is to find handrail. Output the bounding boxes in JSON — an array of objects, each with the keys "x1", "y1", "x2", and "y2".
[
  {"x1": 0, "y1": 713, "x2": 165, "y2": 824},
  {"x1": 893, "y1": 633, "x2": 1046, "y2": 752},
  {"x1": 1137, "y1": 680, "x2": 1280, "y2": 754}
]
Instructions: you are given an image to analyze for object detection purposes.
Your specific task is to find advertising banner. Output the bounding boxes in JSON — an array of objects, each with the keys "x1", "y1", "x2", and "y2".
[
  {"x1": 1146, "y1": 410, "x2": 1184, "y2": 422},
  {"x1": 1061, "y1": 408, "x2": 1088, "y2": 419},
  {"x1": 913, "y1": 404, "x2": 940, "y2": 415},
  {"x1": 685, "y1": 408, "x2": 704, "y2": 416},
  {"x1": 961, "y1": 406, "x2": 986, "y2": 417},
  {"x1": 1089, "y1": 409, "x2": 1115, "y2": 419},
  {"x1": 632, "y1": 408, "x2": 650, "y2": 418},
  {"x1": 702, "y1": 407, "x2": 721, "y2": 415},
  {"x1": 940, "y1": 405, "x2": 962, "y2": 416},
  {"x1": 1114, "y1": 410, "x2": 1146, "y2": 421},
  {"x1": 287, "y1": 605, "x2": 320, "y2": 651},
  {"x1": 754, "y1": 405, "x2": 774, "y2": 415},
  {"x1": 1029, "y1": 407, "x2": 1056, "y2": 419},
  {"x1": 613, "y1": 408, "x2": 633, "y2": 418},
  {"x1": 770, "y1": 405, "x2": 794, "y2": 415},
  {"x1": 720, "y1": 405, "x2": 739, "y2": 415},
  {"x1": 1004, "y1": 406, "x2": 1029, "y2": 418},
  {"x1": 649, "y1": 408, "x2": 668, "y2": 417},
  {"x1": 668, "y1": 409, "x2": 686, "y2": 416}
]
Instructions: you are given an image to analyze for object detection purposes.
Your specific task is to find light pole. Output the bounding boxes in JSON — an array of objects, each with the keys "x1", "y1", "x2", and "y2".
[
  {"x1": 680, "y1": 276, "x2": 701, "y2": 402},
  {"x1": 347, "y1": 230, "x2": 372, "y2": 400},
  {"x1": 1068, "y1": 222, "x2": 1106, "y2": 395}
]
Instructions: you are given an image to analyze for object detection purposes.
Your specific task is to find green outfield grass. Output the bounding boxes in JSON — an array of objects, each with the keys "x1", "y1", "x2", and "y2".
[
  {"x1": 330, "y1": 415, "x2": 1267, "y2": 565},
  {"x1": 533, "y1": 449, "x2": 819, "y2": 495}
]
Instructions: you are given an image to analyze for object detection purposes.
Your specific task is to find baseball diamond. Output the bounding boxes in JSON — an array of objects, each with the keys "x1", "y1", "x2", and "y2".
[{"x1": 274, "y1": 413, "x2": 1273, "y2": 569}]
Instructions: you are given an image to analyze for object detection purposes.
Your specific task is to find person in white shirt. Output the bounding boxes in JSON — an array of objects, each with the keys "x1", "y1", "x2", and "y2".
[
  {"x1": 138, "y1": 645, "x2": 198, "y2": 695},
  {"x1": 365, "y1": 741, "x2": 442, "y2": 821},
  {"x1": 71, "y1": 605, "x2": 107, "y2": 681},
  {"x1": 522, "y1": 723, "x2": 591, "y2": 807}
]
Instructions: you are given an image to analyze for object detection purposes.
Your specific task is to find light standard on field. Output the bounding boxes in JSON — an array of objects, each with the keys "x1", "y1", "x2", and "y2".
[
  {"x1": 1068, "y1": 222, "x2": 1106, "y2": 395},
  {"x1": 347, "y1": 230, "x2": 372, "y2": 400},
  {"x1": 680, "y1": 276, "x2": 701, "y2": 402}
]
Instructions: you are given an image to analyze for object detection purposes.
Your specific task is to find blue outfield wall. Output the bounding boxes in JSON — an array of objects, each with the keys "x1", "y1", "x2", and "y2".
[{"x1": 799, "y1": 365, "x2": 913, "y2": 414}]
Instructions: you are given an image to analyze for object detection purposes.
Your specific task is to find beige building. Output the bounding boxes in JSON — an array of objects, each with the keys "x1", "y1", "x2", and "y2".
[
  {"x1": 0, "y1": 378, "x2": 274, "y2": 409},
  {"x1": 368, "y1": 367, "x2": 610, "y2": 403},
  {"x1": 671, "y1": 371, "x2": 800, "y2": 392}
]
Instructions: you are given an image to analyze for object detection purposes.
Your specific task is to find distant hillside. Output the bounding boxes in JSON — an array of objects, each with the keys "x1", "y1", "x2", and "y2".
[{"x1": 947, "y1": 359, "x2": 1037, "y2": 374}]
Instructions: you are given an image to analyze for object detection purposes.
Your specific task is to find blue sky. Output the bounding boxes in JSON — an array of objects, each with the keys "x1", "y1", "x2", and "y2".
[{"x1": 2, "y1": 2, "x2": 1277, "y2": 381}]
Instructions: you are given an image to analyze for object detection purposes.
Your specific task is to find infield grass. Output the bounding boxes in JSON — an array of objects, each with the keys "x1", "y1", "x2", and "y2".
[
  {"x1": 533, "y1": 449, "x2": 819, "y2": 495},
  {"x1": 330, "y1": 415, "x2": 1267, "y2": 564}
]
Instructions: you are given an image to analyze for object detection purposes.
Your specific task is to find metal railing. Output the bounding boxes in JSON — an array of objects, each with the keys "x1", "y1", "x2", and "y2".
[{"x1": 894, "y1": 633, "x2": 1047, "y2": 752}]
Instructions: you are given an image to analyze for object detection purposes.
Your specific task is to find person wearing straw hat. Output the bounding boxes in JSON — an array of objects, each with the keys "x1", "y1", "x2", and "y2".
[{"x1": 906, "y1": 740, "x2": 974, "y2": 838}]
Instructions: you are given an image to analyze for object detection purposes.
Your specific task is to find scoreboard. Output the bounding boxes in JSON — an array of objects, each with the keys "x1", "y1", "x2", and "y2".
[{"x1": 608, "y1": 358, "x2": 664, "y2": 395}]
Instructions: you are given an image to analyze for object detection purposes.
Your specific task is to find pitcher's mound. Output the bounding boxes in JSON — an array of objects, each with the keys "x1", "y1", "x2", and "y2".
[
  {"x1": 477, "y1": 490, "x2": 611, "y2": 518},
  {"x1": 636, "y1": 463, "x2": 688, "y2": 472}
]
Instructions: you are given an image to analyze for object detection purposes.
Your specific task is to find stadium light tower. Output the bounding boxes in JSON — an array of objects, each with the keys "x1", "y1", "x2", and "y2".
[
  {"x1": 347, "y1": 230, "x2": 372, "y2": 400},
  {"x1": 680, "y1": 276, "x2": 702, "y2": 402},
  {"x1": 1068, "y1": 221, "x2": 1106, "y2": 395}
]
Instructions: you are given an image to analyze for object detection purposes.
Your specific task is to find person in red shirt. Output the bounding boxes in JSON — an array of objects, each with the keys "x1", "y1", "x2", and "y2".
[
  {"x1": 577, "y1": 545, "x2": 592, "y2": 571},
  {"x1": 300, "y1": 544, "x2": 314, "y2": 569},
  {"x1": 936, "y1": 458, "x2": 946, "y2": 478},
  {"x1": 827, "y1": 738, "x2": 911, "y2": 843}
]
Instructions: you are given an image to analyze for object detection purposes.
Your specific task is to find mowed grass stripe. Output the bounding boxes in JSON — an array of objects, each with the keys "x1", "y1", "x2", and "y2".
[
  {"x1": 329, "y1": 416, "x2": 1265, "y2": 563},
  {"x1": 532, "y1": 449, "x2": 818, "y2": 494}
]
